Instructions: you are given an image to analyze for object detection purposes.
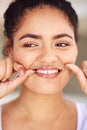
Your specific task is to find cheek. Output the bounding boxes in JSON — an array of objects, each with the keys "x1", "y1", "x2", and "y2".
[
  {"x1": 13, "y1": 51, "x2": 37, "y2": 69},
  {"x1": 59, "y1": 50, "x2": 78, "y2": 64}
]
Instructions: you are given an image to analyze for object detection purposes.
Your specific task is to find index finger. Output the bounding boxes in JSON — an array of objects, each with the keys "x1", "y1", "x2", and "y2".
[
  {"x1": 65, "y1": 63, "x2": 87, "y2": 94},
  {"x1": 13, "y1": 61, "x2": 25, "y2": 73}
]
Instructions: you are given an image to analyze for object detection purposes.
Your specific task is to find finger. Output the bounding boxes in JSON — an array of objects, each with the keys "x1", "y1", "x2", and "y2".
[
  {"x1": 8, "y1": 69, "x2": 34, "y2": 92},
  {"x1": 65, "y1": 64, "x2": 87, "y2": 94},
  {"x1": 0, "y1": 70, "x2": 34, "y2": 99},
  {"x1": 81, "y1": 60, "x2": 87, "y2": 77},
  {"x1": 13, "y1": 62, "x2": 26, "y2": 79},
  {"x1": 0, "y1": 59, "x2": 6, "y2": 81},
  {"x1": 13, "y1": 62, "x2": 25, "y2": 72},
  {"x1": 4, "y1": 58, "x2": 13, "y2": 80}
]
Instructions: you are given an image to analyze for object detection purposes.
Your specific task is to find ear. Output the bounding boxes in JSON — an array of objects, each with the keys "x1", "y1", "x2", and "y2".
[{"x1": 5, "y1": 39, "x2": 13, "y2": 59}]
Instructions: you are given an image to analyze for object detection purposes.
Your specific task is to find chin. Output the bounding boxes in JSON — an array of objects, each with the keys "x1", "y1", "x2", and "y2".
[{"x1": 22, "y1": 74, "x2": 71, "y2": 95}]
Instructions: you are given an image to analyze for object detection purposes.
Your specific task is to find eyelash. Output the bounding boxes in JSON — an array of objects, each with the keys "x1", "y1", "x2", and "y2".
[
  {"x1": 55, "y1": 42, "x2": 69, "y2": 47},
  {"x1": 22, "y1": 42, "x2": 70, "y2": 48},
  {"x1": 23, "y1": 43, "x2": 38, "y2": 47}
]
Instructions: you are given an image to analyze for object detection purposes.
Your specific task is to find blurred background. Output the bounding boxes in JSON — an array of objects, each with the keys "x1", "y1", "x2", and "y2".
[{"x1": 0, "y1": 0, "x2": 87, "y2": 104}]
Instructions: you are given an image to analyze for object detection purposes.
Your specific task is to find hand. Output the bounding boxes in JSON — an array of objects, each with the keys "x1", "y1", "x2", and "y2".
[
  {"x1": 66, "y1": 61, "x2": 87, "y2": 95},
  {"x1": 0, "y1": 58, "x2": 34, "y2": 99}
]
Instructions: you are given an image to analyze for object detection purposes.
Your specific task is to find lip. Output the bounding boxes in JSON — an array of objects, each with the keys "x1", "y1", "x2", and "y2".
[{"x1": 33, "y1": 67, "x2": 62, "y2": 78}]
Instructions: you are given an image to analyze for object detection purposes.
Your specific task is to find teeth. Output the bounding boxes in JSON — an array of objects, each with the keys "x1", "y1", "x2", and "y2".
[{"x1": 36, "y1": 69, "x2": 58, "y2": 74}]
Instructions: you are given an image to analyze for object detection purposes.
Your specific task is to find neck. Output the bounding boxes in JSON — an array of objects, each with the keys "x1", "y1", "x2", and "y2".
[{"x1": 17, "y1": 87, "x2": 66, "y2": 122}]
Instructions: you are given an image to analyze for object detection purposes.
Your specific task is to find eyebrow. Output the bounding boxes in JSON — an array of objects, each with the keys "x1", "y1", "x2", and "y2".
[
  {"x1": 53, "y1": 33, "x2": 73, "y2": 40},
  {"x1": 19, "y1": 33, "x2": 73, "y2": 41},
  {"x1": 19, "y1": 34, "x2": 42, "y2": 40}
]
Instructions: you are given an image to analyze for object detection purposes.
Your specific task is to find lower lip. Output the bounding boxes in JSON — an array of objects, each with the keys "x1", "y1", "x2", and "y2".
[{"x1": 35, "y1": 72, "x2": 59, "y2": 78}]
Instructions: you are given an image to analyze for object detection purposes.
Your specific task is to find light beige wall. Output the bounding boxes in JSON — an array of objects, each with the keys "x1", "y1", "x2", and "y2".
[{"x1": 0, "y1": 0, "x2": 13, "y2": 59}]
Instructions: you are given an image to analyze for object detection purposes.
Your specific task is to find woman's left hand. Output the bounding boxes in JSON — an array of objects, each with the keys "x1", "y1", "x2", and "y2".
[{"x1": 66, "y1": 60, "x2": 87, "y2": 95}]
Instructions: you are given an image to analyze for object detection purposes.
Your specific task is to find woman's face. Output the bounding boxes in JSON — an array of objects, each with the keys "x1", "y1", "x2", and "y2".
[{"x1": 10, "y1": 6, "x2": 78, "y2": 94}]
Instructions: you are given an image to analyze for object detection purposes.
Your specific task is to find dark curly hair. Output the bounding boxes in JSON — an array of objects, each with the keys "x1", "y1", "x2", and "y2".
[{"x1": 4, "y1": 0, "x2": 78, "y2": 46}]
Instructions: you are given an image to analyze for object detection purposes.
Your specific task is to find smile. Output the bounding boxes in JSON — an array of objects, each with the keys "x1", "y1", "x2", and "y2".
[
  {"x1": 33, "y1": 68, "x2": 62, "y2": 78},
  {"x1": 36, "y1": 69, "x2": 58, "y2": 74}
]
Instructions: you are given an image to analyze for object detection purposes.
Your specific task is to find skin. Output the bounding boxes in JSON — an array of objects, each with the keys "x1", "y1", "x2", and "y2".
[
  {"x1": 12, "y1": 7, "x2": 78, "y2": 94},
  {"x1": 1, "y1": 6, "x2": 87, "y2": 130}
]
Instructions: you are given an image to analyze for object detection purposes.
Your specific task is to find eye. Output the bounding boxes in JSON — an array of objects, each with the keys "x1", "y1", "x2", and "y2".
[
  {"x1": 55, "y1": 42, "x2": 69, "y2": 47},
  {"x1": 23, "y1": 43, "x2": 38, "y2": 48}
]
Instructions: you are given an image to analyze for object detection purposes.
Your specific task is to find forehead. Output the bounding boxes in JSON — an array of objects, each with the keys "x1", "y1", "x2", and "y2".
[
  {"x1": 18, "y1": 5, "x2": 71, "y2": 25},
  {"x1": 23, "y1": 5, "x2": 70, "y2": 23},
  {"x1": 14, "y1": 6, "x2": 74, "y2": 38}
]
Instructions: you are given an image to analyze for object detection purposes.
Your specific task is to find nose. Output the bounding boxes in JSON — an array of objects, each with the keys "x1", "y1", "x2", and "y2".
[{"x1": 39, "y1": 47, "x2": 58, "y2": 64}]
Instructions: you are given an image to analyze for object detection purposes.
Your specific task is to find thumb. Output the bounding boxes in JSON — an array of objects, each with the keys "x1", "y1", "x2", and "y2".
[
  {"x1": 0, "y1": 70, "x2": 34, "y2": 99},
  {"x1": 65, "y1": 63, "x2": 87, "y2": 93},
  {"x1": 9, "y1": 69, "x2": 34, "y2": 89},
  {"x1": 65, "y1": 63, "x2": 86, "y2": 83}
]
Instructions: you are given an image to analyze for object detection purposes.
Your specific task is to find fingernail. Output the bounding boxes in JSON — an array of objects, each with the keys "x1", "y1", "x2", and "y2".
[
  {"x1": 26, "y1": 70, "x2": 35, "y2": 76},
  {"x1": 18, "y1": 69, "x2": 25, "y2": 76},
  {"x1": 65, "y1": 64, "x2": 71, "y2": 69}
]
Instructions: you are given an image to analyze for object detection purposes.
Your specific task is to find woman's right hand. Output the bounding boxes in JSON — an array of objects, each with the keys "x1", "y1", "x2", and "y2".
[{"x1": 0, "y1": 58, "x2": 34, "y2": 99}]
